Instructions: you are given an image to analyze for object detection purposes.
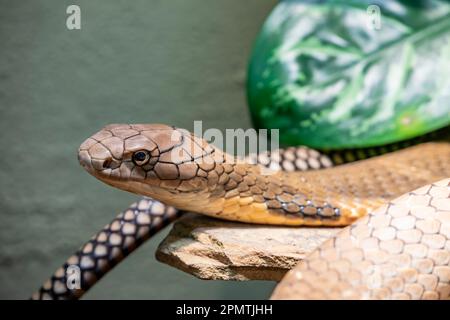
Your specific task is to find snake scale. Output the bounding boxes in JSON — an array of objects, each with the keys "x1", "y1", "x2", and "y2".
[{"x1": 33, "y1": 124, "x2": 450, "y2": 300}]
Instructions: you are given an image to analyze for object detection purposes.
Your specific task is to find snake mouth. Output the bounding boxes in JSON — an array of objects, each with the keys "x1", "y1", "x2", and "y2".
[{"x1": 93, "y1": 173, "x2": 188, "y2": 207}]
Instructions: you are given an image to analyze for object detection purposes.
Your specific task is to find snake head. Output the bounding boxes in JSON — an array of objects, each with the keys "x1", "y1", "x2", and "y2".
[{"x1": 78, "y1": 124, "x2": 229, "y2": 209}]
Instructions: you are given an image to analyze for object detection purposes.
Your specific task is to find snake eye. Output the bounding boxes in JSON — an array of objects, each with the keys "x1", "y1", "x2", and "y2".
[{"x1": 132, "y1": 150, "x2": 150, "y2": 166}]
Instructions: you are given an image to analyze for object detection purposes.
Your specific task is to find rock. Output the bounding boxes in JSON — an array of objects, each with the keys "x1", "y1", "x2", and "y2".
[{"x1": 156, "y1": 213, "x2": 342, "y2": 281}]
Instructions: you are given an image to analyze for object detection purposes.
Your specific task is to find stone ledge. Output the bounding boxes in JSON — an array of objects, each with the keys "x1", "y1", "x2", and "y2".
[{"x1": 156, "y1": 213, "x2": 342, "y2": 281}]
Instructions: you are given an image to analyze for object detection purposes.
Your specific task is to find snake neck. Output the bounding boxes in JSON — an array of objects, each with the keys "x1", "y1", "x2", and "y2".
[
  {"x1": 194, "y1": 163, "x2": 357, "y2": 226},
  {"x1": 175, "y1": 142, "x2": 450, "y2": 227},
  {"x1": 153, "y1": 161, "x2": 350, "y2": 226}
]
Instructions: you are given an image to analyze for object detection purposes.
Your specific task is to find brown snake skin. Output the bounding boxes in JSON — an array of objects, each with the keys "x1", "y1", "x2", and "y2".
[
  {"x1": 32, "y1": 128, "x2": 333, "y2": 300},
  {"x1": 33, "y1": 124, "x2": 450, "y2": 299},
  {"x1": 272, "y1": 179, "x2": 450, "y2": 300}
]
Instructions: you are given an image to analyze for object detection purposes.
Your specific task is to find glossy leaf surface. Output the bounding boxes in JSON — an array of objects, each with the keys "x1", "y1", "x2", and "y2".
[{"x1": 247, "y1": 0, "x2": 450, "y2": 148}]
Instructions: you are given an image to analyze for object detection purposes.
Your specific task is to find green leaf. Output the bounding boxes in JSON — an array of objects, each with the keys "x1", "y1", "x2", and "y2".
[{"x1": 247, "y1": 0, "x2": 450, "y2": 148}]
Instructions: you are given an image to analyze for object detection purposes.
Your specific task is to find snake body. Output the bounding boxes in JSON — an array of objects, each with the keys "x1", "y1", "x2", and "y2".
[
  {"x1": 272, "y1": 179, "x2": 450, "y2": 300},
  {"x1": 33, "y1": 124, "x2": 450, "y2": 299}
]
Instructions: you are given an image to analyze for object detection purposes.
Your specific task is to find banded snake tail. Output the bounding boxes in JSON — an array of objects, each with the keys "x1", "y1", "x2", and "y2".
[{"x1": 33, "y1": 124, "x2": 450, "y2": 299}]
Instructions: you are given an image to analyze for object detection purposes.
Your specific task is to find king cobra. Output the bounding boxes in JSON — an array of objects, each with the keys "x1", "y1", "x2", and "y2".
[{"x1": 32, "y1": 124, "x2": 450, "y2": 300}]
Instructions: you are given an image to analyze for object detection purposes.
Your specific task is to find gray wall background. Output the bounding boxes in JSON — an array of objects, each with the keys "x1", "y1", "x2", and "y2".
[{"x1": 0, "y1": 0, "x2": 278, "y2": 299}]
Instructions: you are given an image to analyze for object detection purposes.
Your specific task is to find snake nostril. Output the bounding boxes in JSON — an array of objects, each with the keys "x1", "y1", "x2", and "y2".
[{"x1": 103, "y1": 158, "x2": 112, "y2": 169}]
